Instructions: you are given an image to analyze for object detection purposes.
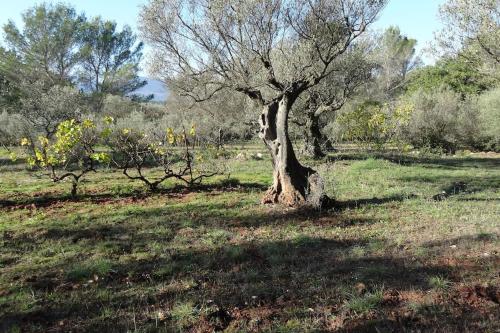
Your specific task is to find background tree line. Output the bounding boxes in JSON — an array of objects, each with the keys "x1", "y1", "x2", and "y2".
[{"x1": 0, "y1": 2, "x2": 147, "y2": 133}]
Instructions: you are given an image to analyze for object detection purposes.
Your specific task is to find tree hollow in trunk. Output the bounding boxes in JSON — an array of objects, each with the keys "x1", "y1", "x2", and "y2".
[{"x1": 259, "y1": 96, "x2": 328, "y2": 208}]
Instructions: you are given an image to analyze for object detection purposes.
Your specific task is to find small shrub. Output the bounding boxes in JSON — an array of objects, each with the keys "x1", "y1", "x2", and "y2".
[
  {"x1": 403, "y1": 88, "x2": 482, "y2": 153},
  {"x1": 105, "y1": 115, "x2": 225, "y2": 191},
  {"x1": 0, "y1": 111, "x2": 29, "y2": 146},
  {"x1": 334, "y1": 101, "x2": 389, "y2": 146},
  {"x1": 332, "y1": 99, "x2": 412, "y2": 151},
  {"x1": 16, "y1": 118, "x2": 109, "y2": 197},
  {"x1": 477, "y1": 87, "x2": 500, "y2": 152}
]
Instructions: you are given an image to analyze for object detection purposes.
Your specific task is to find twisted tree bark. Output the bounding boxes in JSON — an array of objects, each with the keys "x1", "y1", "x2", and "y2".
[
  {"x1": 304, "y1": 111, "x2": 327, "y2": 159},
  {"x1": 302, "y1": 93, "x2": 337, "y2": 159},
  {"x1": 259, "y1": 95, "x2": 327, "y2": 208}
]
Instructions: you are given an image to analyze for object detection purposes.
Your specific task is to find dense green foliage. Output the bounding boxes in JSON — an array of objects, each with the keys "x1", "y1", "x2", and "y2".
[
  {"x1": 2, "y1": 1, "x2": 498, "y2": 156},
  {"x1": 477, "y1": 87, "x2": 500, "y2": 151},
  {"x1": 403, "y1": 89, "x2": 482, "y2": 153},
  {"x1": 2, "y1": 3, "x2": 85, "y2": 83},
  {"x1": 406, "y1": 57, "x2": 495, "y2": 96}
]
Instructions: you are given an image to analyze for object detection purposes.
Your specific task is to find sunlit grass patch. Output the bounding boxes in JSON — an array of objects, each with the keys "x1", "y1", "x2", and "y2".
[{"x1": 66, "y1": 258, "x2": 114, "y2": 282}]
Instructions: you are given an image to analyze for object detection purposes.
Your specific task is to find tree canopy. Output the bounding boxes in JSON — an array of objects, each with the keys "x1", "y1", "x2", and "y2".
[
  {"x1": 79, "y1": 17, "x2": 147, "y2": 111},
  {"x1": 140, "y1": 0, "x2": 386, "y2": 105},
  {"x1": 3, "y1": 3, "x2": 86, "y2": 84},
  {"x1": 435, "y1": 0, "x2": 499, "y2": 79},
  {"x1": 1, "y1": 3, "x2": 147, "y2": 109}
]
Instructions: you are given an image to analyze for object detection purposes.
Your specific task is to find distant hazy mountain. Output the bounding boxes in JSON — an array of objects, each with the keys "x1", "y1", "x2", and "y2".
[{"x1": 132, "y1": 78, "x2": 169, "y2": 102}]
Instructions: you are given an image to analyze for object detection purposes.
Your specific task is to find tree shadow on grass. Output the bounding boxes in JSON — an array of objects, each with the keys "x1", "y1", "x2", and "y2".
[
  {"x1": 0, "y1": 156, "x2": 27, "y2": 168},
  {"x1": 0, "y1": 180, "x2": 268, "y2": 210},
  {"x1": 327, "y1": 152, "x2": 500, "y2": 170},
  {"x1": 396, "y1": 175, "x2": 499, "y2": 201},
  {"x1": 2, "y1": 234, "x2": 498, "y2": 332},
  {"x1": 0, "y1": 191, "x2": 417, "y2": 271},
  {"x1": 456, "y1": 197, "x2": 500, "y2": 202},
  {"x1": 421, "y1": 234, "x2": 499, "y2": 248},
  {"x1": 0, "y1": 179, "x2": 496, "y2": 332},
  {"x1": 87, "y1": 192, "x2": 416, "y2": 229},
  {"x1": 332, "y1": 194, "x2": 418, "y2": 211}
]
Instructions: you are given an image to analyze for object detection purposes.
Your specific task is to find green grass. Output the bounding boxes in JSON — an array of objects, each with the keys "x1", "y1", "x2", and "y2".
[
  {"x1": 428, "y1": 276, "x2": 451, "y2": 291},
  {"x1": 66, "y1": 259, "x2": 114, "y2": 282},
  {"x1": 0, "y1": 146, "x2": 499, "y2": 332},
  {"x1": 170, "y1": 301, "x2": 198, "y2": 329},
  {"x1": 344, "y1": 287, "x2": 384, "y2": 314}
]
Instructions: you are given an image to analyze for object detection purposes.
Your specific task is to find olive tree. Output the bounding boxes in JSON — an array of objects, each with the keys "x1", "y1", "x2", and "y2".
[
  {"x1": 293, "y1": 46, "x2": 374, "y2": 158},
  {"x1": 140, "y1": 0, "x2": 386, "y2": 207},
  {"x1": 16, "y1": 81, "x2": 85, "y2": 139},
  {"x1": 435, "y1": 0, "x2": 499, "y2": 78}
]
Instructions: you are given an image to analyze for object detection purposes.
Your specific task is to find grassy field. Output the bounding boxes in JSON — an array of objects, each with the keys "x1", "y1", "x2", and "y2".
[{"x1": 0, "y1": 145, "x2": 499, "y2": 332}]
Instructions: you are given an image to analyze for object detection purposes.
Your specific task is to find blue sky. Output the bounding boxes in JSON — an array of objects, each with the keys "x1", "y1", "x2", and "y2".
[
  {"x1": 0, "y1": 0, "x2": 445, "y2": 68},
  {"x1": 373, "y1": 0, "x2": 445, "y2": 63},
  {"x1": 0, "y1": 0, "x2": 144, "y2": 31}
]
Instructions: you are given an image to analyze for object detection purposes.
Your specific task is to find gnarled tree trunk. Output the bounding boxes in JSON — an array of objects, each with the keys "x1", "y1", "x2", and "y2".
[
  {"x1": 259, "y1": 95, "x2": 328, "y2": 208},
  {"x1": 302, "y1": 94, "x2": 337, "y2": 159},
  {"x1": 304, "y1": 111, "x2": 326, "y2": 159}
]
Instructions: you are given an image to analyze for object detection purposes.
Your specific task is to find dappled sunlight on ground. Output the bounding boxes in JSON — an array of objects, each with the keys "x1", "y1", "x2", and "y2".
[{"x1": 0, "y1": 150, "x2": 499, "y2": 332}]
